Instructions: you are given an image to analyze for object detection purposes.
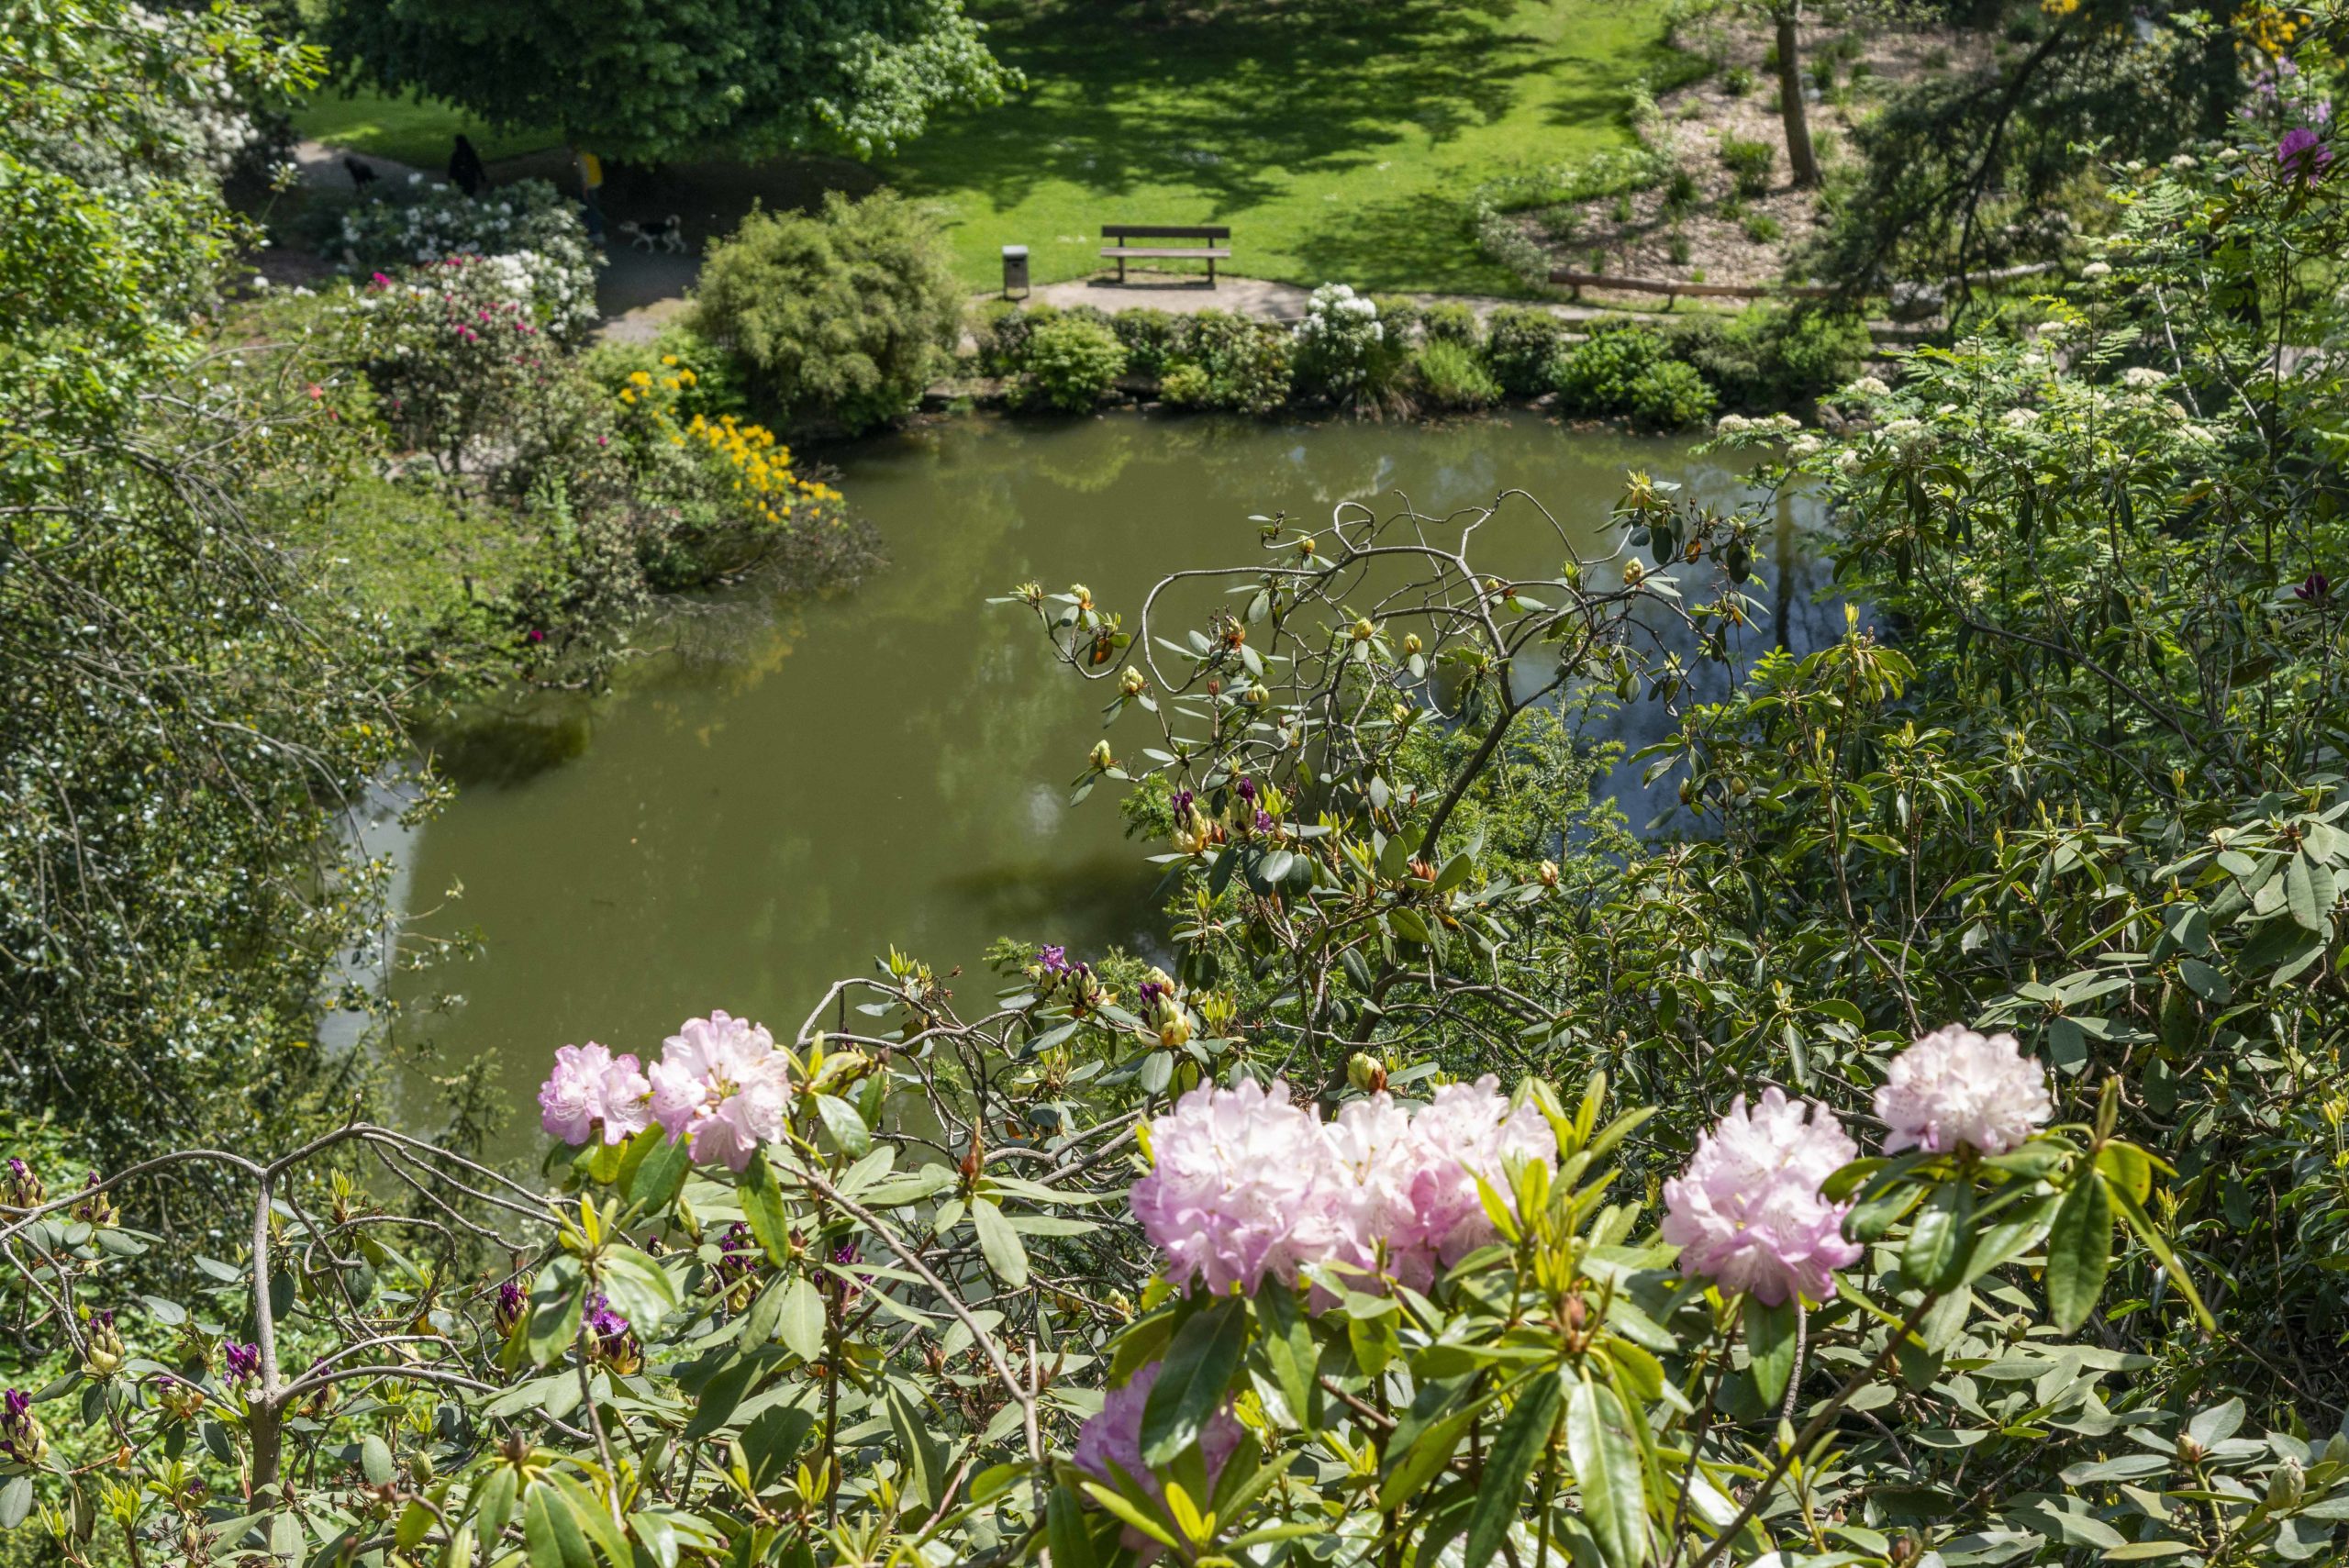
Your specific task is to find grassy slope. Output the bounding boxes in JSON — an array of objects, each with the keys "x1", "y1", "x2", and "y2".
[
  {"x1": 293, "y1": 0, "x2": 1673, "y2": 295},
  {"x1": 879, "y1": 0, "x2": 1675, "y2": 293},
  {"x1": 295, "y1": 86, "x2": 560, "y2": 170}
]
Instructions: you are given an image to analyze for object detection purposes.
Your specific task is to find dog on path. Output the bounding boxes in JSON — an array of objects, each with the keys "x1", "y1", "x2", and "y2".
[
  {"x1": 343, "y1": 156, "x2": 378, "y2": 190},
  {"x1": 618, "y1": 214, "x2": 687, "y2": 254}
]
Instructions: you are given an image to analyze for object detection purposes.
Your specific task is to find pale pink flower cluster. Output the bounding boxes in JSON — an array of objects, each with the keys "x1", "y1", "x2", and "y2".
[
  {"x1": 1874, "y1": 1025, "x2": 2054, "y2": 1156},
  {"x1": 1072, "y1": 1361, "x2": 1245, "y2": 1508},
  {"x1": 648, "y1": 1011, "x2": 793, "y2": 1172},
  {"x1": 537, "y1": 1011, "x2": 791, "y2": 1172},
  {"x1": 1130, "y1": 1076, "x2": 1556, "y2": 1297},
  {"x1": 538, "y1": 1044, "x2": 651, "y2": 1146},
  {"x1": 1661, "y1": 1088, "x2": 1862, "y2": 1307}
]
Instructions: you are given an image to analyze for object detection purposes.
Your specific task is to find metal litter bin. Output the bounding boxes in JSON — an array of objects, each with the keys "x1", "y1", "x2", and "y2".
[{"x1": 1002, "y1": 244, "x2": 1030, "y2": 298}]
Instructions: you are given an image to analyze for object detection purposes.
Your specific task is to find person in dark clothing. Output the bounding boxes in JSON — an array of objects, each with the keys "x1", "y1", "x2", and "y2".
[{"x1": 449, "y1": 135, "x2": 486, "y2": 197}]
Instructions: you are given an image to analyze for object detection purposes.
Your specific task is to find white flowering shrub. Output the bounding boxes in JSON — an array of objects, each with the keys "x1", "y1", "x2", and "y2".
[
  {"x1": 336, "y1": 179, "x2": 600, "y2": 339},
  {"x1": 1292, "y1": 282, "x2": 1390, "y2": 406}
]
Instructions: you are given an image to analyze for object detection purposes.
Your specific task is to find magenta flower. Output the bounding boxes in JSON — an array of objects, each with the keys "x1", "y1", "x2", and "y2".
[
  {"x1": 1131, "y1": 1080, "x2": 1344, "y2": 1294},
  {"x1": 0, "y1": 1389, "x2": 43, "y2": 1464},
  {"x1": 537, "y1": 1042, "x2": 653, "y2": 1147},
  {"x1": 1073, "y1": 1361, "x2": 1244, "y2": 1540},
  {"x1": 1874, "y1": 1026, "x2": 2053, "y2": 1156},
  {"x1": 2278, "y1": 127, "x2": 2333, "y2": 184},
  {"x1": 2295, "y1": 570, "x2": 2332, "y2": 604},
  {"x1": 647, "y1": 1011, "x2": 792, "y2": 1172},
  {"x1": 1661, "y1": 1089, "x2": 1862, "y2": 1307}
]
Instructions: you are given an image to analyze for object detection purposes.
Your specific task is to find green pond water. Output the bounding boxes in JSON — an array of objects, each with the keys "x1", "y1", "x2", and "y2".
[{"x1": 377, "y1": 411, "x2": 1832, "y2": 1129}]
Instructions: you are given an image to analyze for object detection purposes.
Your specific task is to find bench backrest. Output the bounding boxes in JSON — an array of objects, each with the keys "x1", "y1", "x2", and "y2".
[{"x1": 1102, "y1": 224, "x2": 1232, "y2": 241}]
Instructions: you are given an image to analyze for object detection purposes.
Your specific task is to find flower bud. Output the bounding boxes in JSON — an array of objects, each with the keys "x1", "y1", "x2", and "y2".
[
  {"x1": 70, "y1": 1173, "x2": 117, "y2": 1229},
  {"x1": 1120, "y1": 666, "x2": 1147, "y2": 695},
  {"x1": 1351, "y1": 617, "x2": 1375, "y2": 642},
  {"x1": 1069, "y1": 583, "x2": 1092, "y2": 607},
  {"x1": 2176, "y1": 1435, "x2": 2209, "y2": 1466},
  {"x1": 1623, "y1": 559, "x2": 1646, "y2": 587},
  {"x1": 157, "y1": 1382, "x2": 205, "y2": 1423},
  {"x1": 1408, "y1": 857, "x2": 1437, "y2": 884},
  {"x1": 1245, "y1": 685, "x2": 1269, "y2": 706},
  {"x1": 2, "y1": 1159, "x2": 43, "y2": 1211},
  {"x1": 1538, "y1": 860, "x2": 1560, "y2": 887},
  {"x1": 1297, "y1": 537, "x2": 1316, "y2": 557},
  {"x1": 83, "y1": 1310, "x2": 124, "y2": 1377},
  {"x1": 1402, "y1": 632, "x2": 1422, "y2": 655},
  {"x1": 1089, "y1": 740, "x2": 1115, "y2": 771},
  {"x1": 1392, "y1": 703, "x2": 1412, "y2": 724},
  {"x1": 492, "y1": 1275, "x2": 529, "y2": 1337},
  {"x1": 0, "y1": 1390, "x2": 46, "y2": 1465},
  {"x1": 2269, "y1": 1458, "x2": 2305, "y2": 1509},
  {"x1": 1347, "y1": 1054, "x2": 1388, "y2": 1093}
]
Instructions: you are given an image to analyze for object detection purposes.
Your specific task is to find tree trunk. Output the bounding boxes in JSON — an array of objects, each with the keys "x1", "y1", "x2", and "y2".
[{"x1": 1776, "y1": 4, "x2": 1820, "y2": 188}]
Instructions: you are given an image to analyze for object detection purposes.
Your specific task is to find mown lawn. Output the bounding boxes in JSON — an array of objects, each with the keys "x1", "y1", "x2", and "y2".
[
  {"x1": 295, "y1": 0, "x2": 1675, "y2": 295},
  {"x1": 294, "y1": 85, "x2": 559, "y2": 170},
  {"x1": 884, "y1": 0, "x2": 1675, "y2": 293}
]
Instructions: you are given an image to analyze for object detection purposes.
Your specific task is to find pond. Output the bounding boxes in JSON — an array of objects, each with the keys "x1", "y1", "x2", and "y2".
[{"x1": 378, "y1": 411, "x2": 1840, "y2": 1131}]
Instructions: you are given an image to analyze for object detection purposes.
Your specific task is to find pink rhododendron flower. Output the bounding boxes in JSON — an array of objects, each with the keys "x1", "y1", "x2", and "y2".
[
  {"x1": 1073, "y1": 1361, "x2": 1244, "y2": 1545},
  {"x1": 538, "y1": 1043, "x2": 651, "y2": 1146},
  {"x1": 1662, "y1": 1088, "x2": 1861, "y2": 1307},
  {"x1": 1874, "y1": 1025, "x2": 2053, "y2": 1156},
  {"x1": 1325, "y1": 1078, "x2": 1556, "y2": 1289},
  {"x1": 1130, "y1": 1079, "x2": 1343, "y2": 1294},
  {"x1": 1135, "y1": 1076, "x2": 1558, "y2": 1297},
  {"x1": 647, "y1": 1011, "x2": 791, "y2": 1172}
]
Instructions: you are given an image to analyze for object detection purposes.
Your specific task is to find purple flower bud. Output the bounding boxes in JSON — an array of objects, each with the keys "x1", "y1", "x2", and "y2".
[
  {"x1": 1170, "y1": 789, "x2": 1195, "y2": 816},
  {"x1": 1035, "y1": 944, "x2": 1070, "y2": 976},
  {"x1": 0, "y1": 1388, "x2": 41, "y2": 1464},
  {"x1": 222, "y1": 1342, "x2": 261, "y2": 1386},
  {"x1": 1234, "y1": 776, "x2": 1258, "y2": 804},
  {"x1": 493, "y1": 1278, "x2": 528, "y2": 1336},
  {"x1": 1254, "y1": 809, "x2": 1275, "y2": 833},
  {"x1": 2296, "y1": 569, "x2": 2332, "y2": 603}
]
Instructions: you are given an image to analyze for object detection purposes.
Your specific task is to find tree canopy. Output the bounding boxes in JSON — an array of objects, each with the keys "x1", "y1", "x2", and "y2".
[{"x1": 317, "y1": 0, "x2": 1016, "y2": 161}]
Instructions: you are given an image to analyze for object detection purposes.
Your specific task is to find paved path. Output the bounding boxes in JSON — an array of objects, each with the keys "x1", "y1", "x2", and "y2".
[{"x1": 1005, "y1": 272, "x2": 1635, "y2": 327}]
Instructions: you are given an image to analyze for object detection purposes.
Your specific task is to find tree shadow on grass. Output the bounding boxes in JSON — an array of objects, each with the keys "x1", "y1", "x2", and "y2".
[{"x1": 878, "y1": 0, "x2": 1564, "y2": 217}]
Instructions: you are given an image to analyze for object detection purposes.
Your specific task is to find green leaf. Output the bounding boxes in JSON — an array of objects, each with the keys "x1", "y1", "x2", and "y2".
[
  {"x1": 885, "y1": 1382, "x2": 949, "y2": 1512},
  {"x1": 1376, "y1": 1398, "x2": 1483, "y2": 1512},
  {"x1": 629, "y1": 1512, "x2": 679, "y2": 1568},
  {"x1": 1461, "y1": 1370, "x2": 1560, "y2": 1568},
  {"x1": 526, "y1": 1257, "x2": 586, "y2": 1368},
  {"x1": 0, "y1": 1475, "x2": 33, "y2": 1531},
  {"x1": 1566, "y1": 1378, "x2": 1648, "y2": 1568},
  {"x1": 777, "y1": 1274, "x2": 827, "y2": 1362},
  {"x1": 362, "y1": 1435, "x2": 395, "y2": 1485},
  {"x1": 523, "y1": 1482, "x2": 594, "y2": 1568},
  {"x1": 627, "y1": 1134, "x2": 693, "y2": 1213},
  {"x1": 2045, "y1": 1172, "x2": 2112, "y2": 1332},
  {"x1": 547, "y1": 1474, "x2": 629, "y2": 1568},
  {"x1": 971, "y1": 1198, "x2": 1030, "y2": 1288},
  {"x1": 1905, "y1": 1179, "x2": 1975, "y2": 1293},
  {"x1": 2287, "y1": 851, "x2": 2330, "y2": 932},
  {"x1": 739, "y1": 1151, "x2": 795, "y2": 1267},
  {"x1": 598, "y1": 1247, "x2": 677, "y2": 1333},
  {"x1": 814, "y1": 1095, "x2": 871, "y2": 1157},
  {"x1": 1047, "y1": 1484, "x2": 1100, "y2": 1568},
  {"x1": 1745, "y1": 1296, "x2": 1798, "y2": 1408},
  {"x1": 475, "y1": 1465, "x2": 518, "y2": 1548},
  {"x1": 1252, "y1": 1286, "x2": 1318, "y2": 1431},
  {"x1": 1140, "y1": 1299, "x2": 1249, "y2": 1466}
]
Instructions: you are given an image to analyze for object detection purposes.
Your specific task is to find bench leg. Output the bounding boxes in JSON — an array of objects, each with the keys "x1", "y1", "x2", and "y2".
[
  {"x1": 1117, "y1": 252, "x2": 1126, "y2": 284},
  {"x1": 1208, "y1": 256, "x2": 1216, "y2": 287}
]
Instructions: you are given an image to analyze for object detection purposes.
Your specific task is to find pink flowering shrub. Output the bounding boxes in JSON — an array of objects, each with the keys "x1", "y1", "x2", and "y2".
[
  {"x1": 1072, "y1": 1361, "x2": 1245, "y2": 1540},
  {"x1": 536, "y1": 1009, "x2": 790, "y2": 1173},
  {"x1": 1873, "y1": 1025, "x2": 2053, "y2": 1156},
  {"x1": 537, "y1": 1042, "x2": 651, "y2": 1145}
]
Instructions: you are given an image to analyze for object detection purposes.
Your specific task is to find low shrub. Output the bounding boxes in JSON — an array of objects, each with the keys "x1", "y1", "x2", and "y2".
[
  {"x1": 1412, "y1": 338, "x2": 1501, "y2": 410},
  {"x1": 1676, "y1": 303, "x2": 1873, "y2": 407},
  {"x1": 1295, "y1": 284, "x2": 1405, "y2": 412},
  {"x1": 1158, "y1": 361, "x2": 1212, "y2": 406},
  {"x1": 691, "y1": 189, "x2": 963, "y2": 436},
  {"x1": 1172, "y1": 311, "x2": 1294, "y2": 415},
  {"x1": 1720, "y1": 135, "x2": 1776, "y2": 196},
  {"x1": 1663, "y1": 166, "x2": 1700, "y2": 213},
  {"x1": 584, "y1": 323, "x2": 749, "y2": 422},
  {"x1": 1367, "y1": 294, "x2": 1421, "y2": 339},
  {"x1": 1015, "y1": 315, "x2": 1129, "y2": 412},
  {"x1": 1724, "y1": 62, "x2": 1755, "y2": 95},
  {"x1": 1419, "y1": 301, "x2": 1479, "y2": 346},
  {"x1": 1110, "y1": 307, "x2": 1180, "y2": 377},
  {"x1": 1629, "y1": 359, "x2": 1718, "y2": 427},
  {"x1": 1742, "y1": 211, "x2": 1784, "y2": 243},
  {"x1": 1549, "y1": 325, "x2": 1667, "y2": 417},
  {"x1": 1483, "y1": 306, "x2": 1568, "y2": 395}
]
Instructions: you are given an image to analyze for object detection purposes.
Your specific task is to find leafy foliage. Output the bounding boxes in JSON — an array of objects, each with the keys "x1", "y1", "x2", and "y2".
[
  {"x1": 1015, "y1": 316, "x2": 1130, "y2": 413},
  {"x1": 317, "y1": 0, "x2": 1015, "y2": 160},
  {"x1": 692, "y1": 191, "x2": 965, "y2": 436}
]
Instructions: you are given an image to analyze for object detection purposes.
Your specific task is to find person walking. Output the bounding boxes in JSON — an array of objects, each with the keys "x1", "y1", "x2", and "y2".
[{"x1": 449, "y1": 134, "x2": 486, "y2": 197}]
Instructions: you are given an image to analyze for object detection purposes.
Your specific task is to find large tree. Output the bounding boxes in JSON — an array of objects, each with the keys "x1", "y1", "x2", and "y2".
[{"x1": 319, "y1": 0, "x2": 1015, "y2": 161}]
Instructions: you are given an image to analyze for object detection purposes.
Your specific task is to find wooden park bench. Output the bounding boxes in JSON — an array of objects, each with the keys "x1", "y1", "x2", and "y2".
[{"x1": 1100, "y1": 224, "x2": 1232, "y2": 285}]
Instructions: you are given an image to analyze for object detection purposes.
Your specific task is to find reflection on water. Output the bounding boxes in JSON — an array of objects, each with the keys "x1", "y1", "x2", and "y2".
[{"x1": 386, "y1": 412, "x2": 1833, "y2": 1130}]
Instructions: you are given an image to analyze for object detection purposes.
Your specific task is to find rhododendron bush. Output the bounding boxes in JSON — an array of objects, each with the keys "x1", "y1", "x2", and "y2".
[{"x1": 10, "y1": 108, "x2": 2349, "y2": 1568}]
